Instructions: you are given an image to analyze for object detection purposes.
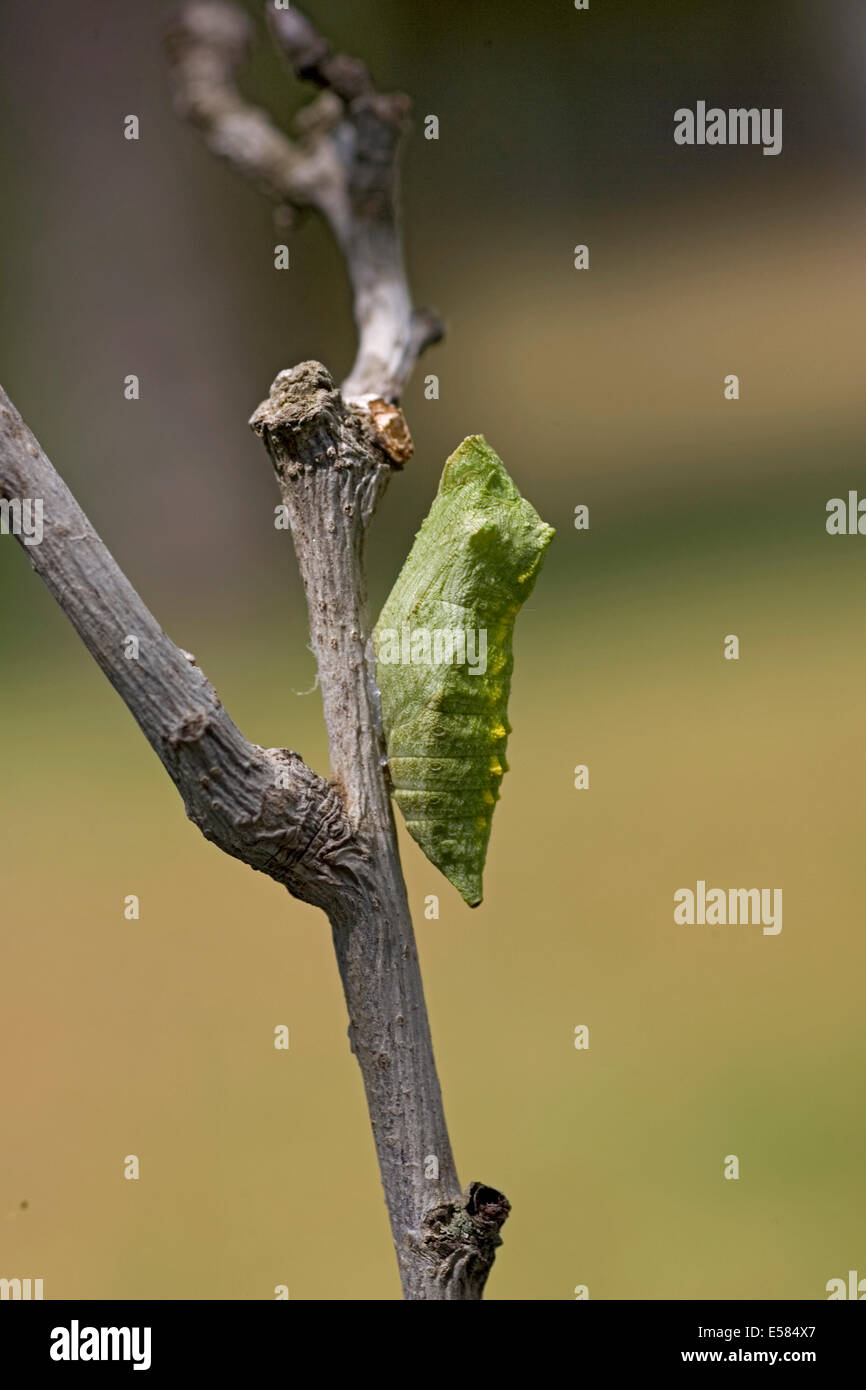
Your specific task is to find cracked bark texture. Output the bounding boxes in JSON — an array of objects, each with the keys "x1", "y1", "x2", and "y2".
[{"x1": 0, "y1": 1, "x2": 510, "y2": 1300}]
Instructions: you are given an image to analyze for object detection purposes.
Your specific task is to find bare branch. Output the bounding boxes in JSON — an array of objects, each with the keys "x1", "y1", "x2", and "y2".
[
  {"x1": 164, "y1": 2, "x2": 443, "y2": 402},
  {"x1": 164, "y1": 3, "x2": 305, "y2": 205},
  {"x1": 251, "y1": 360, "x2": 394, "y2": 825},
  {"x1": 251, "y1": 360, "x2": 508, "y2": 1297},
  {"x1": 0, "y1": 385, "x2": 351, "y2": 913}
]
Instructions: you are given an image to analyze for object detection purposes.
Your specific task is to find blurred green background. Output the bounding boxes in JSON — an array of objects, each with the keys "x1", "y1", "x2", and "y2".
[{"x1": 1, "y1": 0, "x2": 864, "y2": 1299}]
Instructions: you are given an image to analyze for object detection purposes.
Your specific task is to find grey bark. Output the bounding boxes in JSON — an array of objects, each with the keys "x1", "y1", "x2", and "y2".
[
  {"x1": 0, "y1": 1, "x2": 510, "y2": 1300},
  {"x1": 164, "y1": 2, "x2": 443, "y2": 402},
  {"x1": 0, "y1": 386, "x2": 348, "y2": 913}
]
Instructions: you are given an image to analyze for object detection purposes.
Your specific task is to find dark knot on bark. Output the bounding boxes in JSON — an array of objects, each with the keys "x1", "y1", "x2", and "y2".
[{"x1": 416, "y1": 1182, "x2": 511, "y2": 1296}]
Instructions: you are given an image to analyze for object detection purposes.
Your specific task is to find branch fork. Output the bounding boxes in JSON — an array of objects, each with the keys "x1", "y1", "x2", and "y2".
[{"x1": 165, "y1": 0, "x2": 443, "y2": 403}]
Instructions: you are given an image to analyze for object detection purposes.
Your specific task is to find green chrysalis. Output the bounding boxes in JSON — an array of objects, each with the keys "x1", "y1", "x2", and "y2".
[{"x1": 373, "y1": 436, "x2": 554, "y2": 906}]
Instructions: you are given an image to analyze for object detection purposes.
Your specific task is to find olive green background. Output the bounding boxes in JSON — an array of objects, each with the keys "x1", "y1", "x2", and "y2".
[{"x1": 1, "y1": 0, "x2": 864, "y2": 1299}]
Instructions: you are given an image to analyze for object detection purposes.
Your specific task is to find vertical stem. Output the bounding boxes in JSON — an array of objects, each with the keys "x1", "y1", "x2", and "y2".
[
  {"x1": 328, "y1": 849, "x2": 461, "y2": 1298},
  {"x1": 251, "y1": 363, "x2": 508, "y2": 1299}
]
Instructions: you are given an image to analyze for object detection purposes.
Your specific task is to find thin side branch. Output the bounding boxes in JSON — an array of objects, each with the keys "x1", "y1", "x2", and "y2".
[
  {"x1": 0, "y1": 387, "x2": 351, "y2": 914},
  {"x1": 165, "y1": 1, "x2": 443, "y2": 402}
]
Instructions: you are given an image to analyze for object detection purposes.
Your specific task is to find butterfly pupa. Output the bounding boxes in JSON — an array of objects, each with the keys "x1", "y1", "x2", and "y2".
[{"x1": 373, "y1": 435, "x2": 554, "y2": 906}]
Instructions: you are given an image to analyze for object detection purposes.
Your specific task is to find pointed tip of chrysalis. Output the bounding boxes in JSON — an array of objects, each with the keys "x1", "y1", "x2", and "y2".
[
  {"x1": 433, "y1": 849, "x2": 484, "y2": 909},
  {"x1": 458, "y1": 877, "x2": 484, "y2": 908}
]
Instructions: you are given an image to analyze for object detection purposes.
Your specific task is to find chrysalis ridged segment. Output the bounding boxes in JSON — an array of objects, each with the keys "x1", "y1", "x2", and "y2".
[{"x1": 373, "y1": 435, "x2": 554, "y2": 906}]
